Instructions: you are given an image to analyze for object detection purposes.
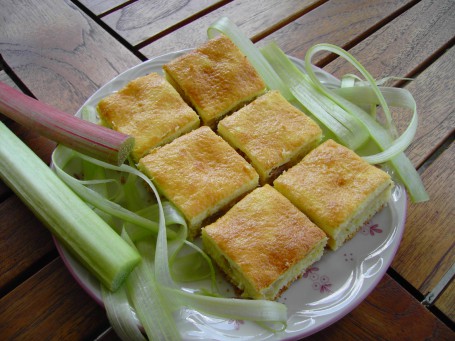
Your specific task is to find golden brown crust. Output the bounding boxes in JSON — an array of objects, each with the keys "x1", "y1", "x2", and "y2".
[
  {"x1": 218, "y1": 90, "x2": 322, "y2": 183},
  {"x1": 97, "y1": 72, "x2": 200, "y2": 161},
  {"x1": 202, "y1": 185, "x2": 327, "y2": 294},
  {"x1": 163, "y1": 35, "x2": 266, "y2": 127},
  {"x1": 138, "y1": 126, "x2": 259, "y2": 235},
  {"x1": 274, "y1": 139, "x2": 393, "y2": 235}
]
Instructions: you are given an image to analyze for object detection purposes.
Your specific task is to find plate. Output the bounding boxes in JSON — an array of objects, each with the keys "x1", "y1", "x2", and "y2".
[{"x1": 54, "y1": 50, "x2": 407, "y2": 340}]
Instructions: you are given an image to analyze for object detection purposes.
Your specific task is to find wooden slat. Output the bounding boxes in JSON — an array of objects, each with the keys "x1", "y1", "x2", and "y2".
[
  {"x1": 102, "y1": 0, "x2": 226, "y2": 46},
  {"x1": 0, "y1": 258, "x2": 108, "y2": 340},
  {"x1": 139, "y1": 0, "x2": 324, "y2": 58},
  {"x1": 324, "y1": 0, "x2": 455, "y2": 81},
  {"x1": 435, "y1": 277, "x2": 455, "y2": 322},
  {"x1": 256, "y1": 0, "x2": 416, "y2": 63},
  {"x1": 311, "y1": 274, "x2": 454, "y2": 340},
  {"x1": 393, "y1": 142, "x2": 455, "y2": 295},
  {"x1": 380, "y1": 15, "x2": 455, "y2": 298},
  {"x1": 0, "y1": 71, "x2": 18, "y2": 91},
  {"x1": 398, "y1": 46, "x2": 455, "y2": 168},
  {"x1": 0, "y1": 197, "x2": 55, "y2": 294},
  {"x1": 0, "y1": 0, "x2": 140, "y2": 115},
  {"x1": 78, "y1": 0, "x2": 131, "y2": 16}
]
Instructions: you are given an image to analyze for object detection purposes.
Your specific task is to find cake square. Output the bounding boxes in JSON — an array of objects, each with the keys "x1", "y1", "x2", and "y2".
[
  {"x1": 217, "y1": 90, "x2": 322, "y2": 184},
  {"x1": 274, "y1": 139, "x2": 394, "y2": 250},
  {"x1": 202, "y1": 184, "x2": 327, "y2": 300},
  {"x1": 138, "y1": 126, "x2": 259, "y2": 239},
  {"x1": 97, "y1": 72, "x2": 200, "y2": 162},
  {"x1": 163, "y1": 34, "x2": 266, "y2": 128}
]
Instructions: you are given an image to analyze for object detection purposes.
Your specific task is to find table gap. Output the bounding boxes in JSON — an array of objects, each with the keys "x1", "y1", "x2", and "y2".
[
  {"x1": 0, "y1": 250, "x2": 59, "y2": 300},
  {"x1": 417, "y1": 134, "x2": 454, "y2": 175},
  {"x1": 133, "y1": 0, "x2": 234, "y2": 51},
  {"x1": 313, "y1": 0, "x2": 421, "y2": 68},
  {"x1": 251, "y1": 0, "x2": 329, "y2": 43},
  {"x1": 394, "y1": 36, "x2": 455, "y2": 89},
  {"x1": 428, "y1": 302, "x2": 455, "y2": 330},
  {"x1": 386, "y1": 268, "x2": 455, "y2": 330},
  {"x1": 71, "y1": 0, "x2": 148, "y2": 62},
  {"x1": 87, "y1": 320, "x2": 113, "y2": 341},
  {"x1": 97, "y1": 0, "x2": 139, "y2": 18},
  {"x1": 387, "y1": 267, "x2": 425, "y2": 300},
  {"x1": 0, "y1": 55, "x2": 36, "y2": 99},
  {"x1": 0, "y1": 189, "x2": 12, "y2": 203}
]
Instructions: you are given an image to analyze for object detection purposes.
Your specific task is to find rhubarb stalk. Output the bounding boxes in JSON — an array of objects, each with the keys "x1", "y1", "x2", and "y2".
[{"x1": 0, "y1": 81, "x2": 134, "y2": 166}]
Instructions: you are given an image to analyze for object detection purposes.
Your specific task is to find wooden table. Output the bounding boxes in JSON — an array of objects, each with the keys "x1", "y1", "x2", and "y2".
[{"x1": 1, "y1": 0, "x2": 454, "y2": 340}]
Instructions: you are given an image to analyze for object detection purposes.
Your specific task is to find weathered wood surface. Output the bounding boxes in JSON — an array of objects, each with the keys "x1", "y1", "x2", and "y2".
[
  {"x1": 256, "y1": 0, "x2": 417, "y2": 64},
  {"x1": 139, "y1": 0, "x2": 326, "y2": 58},
  {"x1": 0, "y1": 259, "x2": 108, "y2": 340},
  {"x1": 0, "y1": 0, "x2": 453, "y2": 339},
  {"x1": 435, "y1": 276, "x2": 455, "y2": 322},
  {"x1": 394, "y1": 142, "x2": 454, "y2": 296},
  {"x1": 0, "y1": 196, "x2": 55, "y2": 294},
  {"x1": 78, "y1": 0, "x2": 132, "y2": 16},
  {"x1": 102, "y1": 0, "x2": 226, "y2": 46},
  {"x1": 0, "y1": 0, "x2": 141, "y2": 115},
  {"x1": 324, "y1": 0, "x2": 455, "y2": 82},
  {"x1": 310, "y1": 274, "x2": 454, "y2": 340}
]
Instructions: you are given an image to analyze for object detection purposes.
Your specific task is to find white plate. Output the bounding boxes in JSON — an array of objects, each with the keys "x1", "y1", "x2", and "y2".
[{"x1": 54, "y1": 50, "x2": 407, "y2": 340}]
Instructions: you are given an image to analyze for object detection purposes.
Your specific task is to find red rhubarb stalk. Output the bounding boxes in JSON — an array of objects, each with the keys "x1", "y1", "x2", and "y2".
[{"x1": 0, "y1": 81, "x2": 134, "y2": 165}]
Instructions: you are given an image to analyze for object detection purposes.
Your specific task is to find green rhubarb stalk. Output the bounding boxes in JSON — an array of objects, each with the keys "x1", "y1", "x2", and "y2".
[
  {"x1": 0, "y1": 121, "x2": 140, "y2": 291},
  {"x1": 260, "y1": 42, "x2": 369, "y2": 150}
]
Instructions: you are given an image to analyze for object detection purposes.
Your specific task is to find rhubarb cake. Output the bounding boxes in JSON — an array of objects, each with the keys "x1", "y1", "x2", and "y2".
[
  {"x1": 138, "y1": 126, "x2": 259, "y2": 239},
  {"x1": 202, "y1": 184, "x2": 327, "y2": 300},
  {"x1": 97, "y1": 72, "x2": 200, "y2": 162},
  {"x1": 274, "y1": 139, "x2": 394, "y2": 250},
  {"x1": 217, "y1": 90, "x2": 322, "y2": 184},
  {"x1": 163, "y1": 34, "x2": 266, "y2": 128}
]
